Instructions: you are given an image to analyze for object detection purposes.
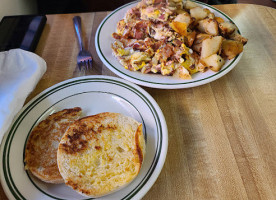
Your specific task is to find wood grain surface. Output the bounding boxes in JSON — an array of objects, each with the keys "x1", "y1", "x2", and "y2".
[{"x1": 1, "y1": 4, "x2": 276, "y2": 200}]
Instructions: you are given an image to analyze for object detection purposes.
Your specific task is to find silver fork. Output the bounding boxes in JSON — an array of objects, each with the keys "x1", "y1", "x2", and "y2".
[{"x1": 73, "y1": 16, "x2": 93, "y2": 72}]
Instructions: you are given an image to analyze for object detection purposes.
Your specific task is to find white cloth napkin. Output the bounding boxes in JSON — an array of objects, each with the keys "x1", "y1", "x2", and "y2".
[{"x1": 0, "y1": 49, "x2": 46, "y2": 142}]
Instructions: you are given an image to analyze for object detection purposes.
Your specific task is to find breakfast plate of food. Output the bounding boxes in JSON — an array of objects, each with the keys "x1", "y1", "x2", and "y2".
[
  {"x1": 95, "y1": 0, "x2": 247, "y2": 89},
  {"x1": 0, "y1": 75, "x2": 168, "y2": 200}
]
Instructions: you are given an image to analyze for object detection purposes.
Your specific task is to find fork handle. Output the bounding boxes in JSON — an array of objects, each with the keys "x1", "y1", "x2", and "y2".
[{"x1": 73, "y1": 16, "x2": 84, "y2": 51}]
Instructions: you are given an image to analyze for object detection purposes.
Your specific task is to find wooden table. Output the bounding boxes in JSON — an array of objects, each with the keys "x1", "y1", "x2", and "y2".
[{"x1": 1, "y1": 3, "x2": 276, "y2": 200}]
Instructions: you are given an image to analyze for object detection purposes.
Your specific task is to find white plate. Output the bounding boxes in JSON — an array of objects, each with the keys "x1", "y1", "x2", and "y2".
[
  {"x1": 0, "y1": 75, "x2": 168, "y2": 200},
  {"x1": 95, "y1": 0, "x2": 243, "y2": 89}
]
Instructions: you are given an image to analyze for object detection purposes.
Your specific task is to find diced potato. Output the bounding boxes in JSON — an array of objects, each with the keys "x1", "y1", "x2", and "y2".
[
  {"x1": 200, "y1": 54, "x2": 225, "y2": 72},
  {"x1": 221, "y1": 39, "x2": 243, "y2": 59},
  {"x1": 197, "y1": 20, "x2": 205, "y2": 33},
  {"x1": 192, "y1": 33, "x2": 212, "y2": 53},
  {"x1": 184, "y1": 0, "x2": 198, "y2": 9},
  {"x1": 215, "y1": 17, "x2": 224, "y2": 23},
  {"x1": 176, "y1": 9, "x2": 187, "y2": 14},
  {"x1": 112, "y1": 0, "x2": 248, "y2": 78},
  {"x1": 192, "y1": 43, "x2": 202, "y2": 53},
  {"x1": 170, "y1": 0, "x2": 182, "y2": 3},
  {"x1": 203, "y1": 8, "x2": 211, "y2": 14},
  {"x1": 219, "y1": 21, "x2": 236, "y2": 37},
  {"x1": 197, "y1": 18, "x2": 219, "y2": 35},
  {"x1": 230, "y1": 31, "x2": 248, "y2": 45},
  {"x1": 190, "y1": 7, "x2": 209, "y2": 21},
  {"x1": 208, "y1": 12, "x2": 215, "y2": 19},
  {"x1": 174, "y1": 12, "x2": 193, "y2": 26},
  {"x1": 201, "y1": 36, "x2": 223, "y2": 58},
  {"x1": 173, "y1": 65, "x2": 192, "y2": 79},
  {"x1": 196, "y1": 61, "x2": 208, "y2": 72},
  {"x1": 195, "y1": 33, "x2": 212, "y2": 42},
  {"x1": 171, "y1": 0, "x2": 183, "y2": 3},
  {"x1": 168, "y1": 0, "x2": 183, "y2": 9}
]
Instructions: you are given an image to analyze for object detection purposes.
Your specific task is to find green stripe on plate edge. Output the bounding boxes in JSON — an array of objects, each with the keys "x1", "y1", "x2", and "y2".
[
  {"x1": 4, "y1": 78, "x2": 161, "y2": 199},
  {"x1": 3, "y1": 77, "x2": 163, "y2": 200},
  {"x1": 3, "y1": 81, "x2": 82, "y2": 200},
  {"x1": 96, "y1": 0, "x2": 240, "y2": 85},
  {"x1": 23, "y1": 90, "x2": 147, "y2": 200}
]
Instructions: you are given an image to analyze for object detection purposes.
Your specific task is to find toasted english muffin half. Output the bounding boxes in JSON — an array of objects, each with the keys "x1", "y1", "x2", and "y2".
[
  {"x1": 57, "y1": 112, "x2": 145, "y2": 197},
  {"x1": 24, "y1": 107, "x2": 82, "y2": 183}
]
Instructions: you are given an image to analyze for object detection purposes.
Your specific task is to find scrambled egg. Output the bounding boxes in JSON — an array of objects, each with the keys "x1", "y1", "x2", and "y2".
[
  {"x1": 111, "y1": 0, "x2": 225, "y2": 79},
  {"x1": 130, "y1": 52, "x2": 151, "y2": 71},
  {"x1": 111, "y1": 0, "x2": 247, "y2": 79},
  {"x1": 117, "y1": 48, "x2": 130, "y2": 56}
]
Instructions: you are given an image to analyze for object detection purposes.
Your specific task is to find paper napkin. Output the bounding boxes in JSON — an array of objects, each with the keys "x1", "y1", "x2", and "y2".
[{"x1": 0, "y1": 49, "x2": 46, "y2": 142}]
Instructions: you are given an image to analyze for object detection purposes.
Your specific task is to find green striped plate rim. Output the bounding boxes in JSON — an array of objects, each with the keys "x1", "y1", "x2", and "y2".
[
  {"x1": 95, "y1": 0, "x2": 242, "y2": 88},
  {"x1": 1, "y1": 76, "x2": 167, "y2": 200}
]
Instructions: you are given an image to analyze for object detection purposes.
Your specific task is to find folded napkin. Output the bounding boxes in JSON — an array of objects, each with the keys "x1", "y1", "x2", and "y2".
[{"x1": 0, "y1": 49, "x2": 46, "y2": 143}]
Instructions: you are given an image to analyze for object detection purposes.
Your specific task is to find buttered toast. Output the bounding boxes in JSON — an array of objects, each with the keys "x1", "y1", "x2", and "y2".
[
  {"x1": 57, "y1": 112, "x2": 145, "y2": 197},
  {"x1": 24, "y1": 107, "x2": 82, "y2": 183}
]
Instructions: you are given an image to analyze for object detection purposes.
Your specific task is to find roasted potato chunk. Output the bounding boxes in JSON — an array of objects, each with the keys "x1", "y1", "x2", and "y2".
[
  {"x1": 230, "y1": 31, "x2": 248, "y2": 45},
  {"x1": 184, "y1": 0, "x2": 198, "y2": 9},
  {"x1": 219, "y1": 21, "x2": 236, "y2": 37},
  {"x1": 191, "y1": 51, "x2": 208, "y2": 72},
  {"x1": 201, "y1": 36, "x2": 223, "y2": 58},
  {"x1": 196, "y1": 61, "x2": 208, "y2": 72},
  {"x1": 221, "y1": 39, "x2": 243, "y2": 59},
  {"x1": 190, "y1": 7, "x2": 209, "y2": 21},
  {"x1": 174, "y1": 12, "x2": 193, "y2": 26},
  {"x1": 197, "y1": 18, "x2": 219, "y2": 35},
  {"x1": 111, "y1": 0, "x2": 248, "y2": 79},
  {"x1": 192, "y1": 33, "x2": 212, "y2": 53},
  {"x1": 168, "y1": 0, "x2": 183, "y2": 9},
  {"x1": 200, "y1": 54, "x2": 225, "y2": 72},
  {"x1": 215, "y1": 17, "x2": 224, "y2": 23},
  {"x1": 208, "y1": 12, "x2": 215, "y2": 19}
]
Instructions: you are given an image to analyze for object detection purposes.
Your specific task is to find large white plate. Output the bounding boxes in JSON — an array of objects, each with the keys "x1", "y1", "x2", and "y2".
[
  {"x1": 0, "y1": 75, "x2": 168, "y2": 200},
  {"x1": 95, "y1": 0, "x2": 243, "y2": 89}
]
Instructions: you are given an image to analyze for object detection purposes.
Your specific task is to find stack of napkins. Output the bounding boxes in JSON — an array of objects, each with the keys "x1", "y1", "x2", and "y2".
[{"x1": 0, "y1": 49, "x2": 46, "y2": 142}]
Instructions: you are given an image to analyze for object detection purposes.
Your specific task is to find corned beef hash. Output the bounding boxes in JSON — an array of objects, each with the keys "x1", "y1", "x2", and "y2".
[{"x1": 111, "y1": 0, "x2": 247, "y2": 79}]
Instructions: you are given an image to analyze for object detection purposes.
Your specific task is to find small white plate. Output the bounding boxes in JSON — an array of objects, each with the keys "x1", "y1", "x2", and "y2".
[
  {"x1": 0, "y1": 75, "x2": 168, "y2": 200},
  {"x1": 95, "y1": 0, "x2": 243, "y2": 89}
]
